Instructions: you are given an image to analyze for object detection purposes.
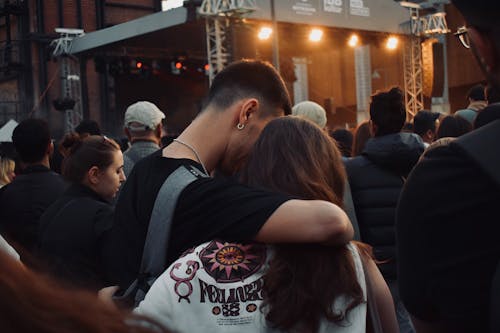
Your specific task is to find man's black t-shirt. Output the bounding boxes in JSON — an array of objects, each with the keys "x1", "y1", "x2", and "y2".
[
  {"x1": 103, "y1": 151, "x2": 289, "y2": 288},
  {"x1": 396, "y1": 140, "x2": 500, "y2": 331}
]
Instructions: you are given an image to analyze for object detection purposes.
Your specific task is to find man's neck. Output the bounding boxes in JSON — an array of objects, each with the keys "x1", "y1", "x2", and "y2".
[
  {"x1": 131, "y1": 138, "x2": 159, "y2": 145},
  {"x1": 162, "y1": 109, "x2": 228, "y2": 173},
  {"x1": 130, "y1": 136, "x2": 159, "y2": 145},
  {"x1": 21, "y1": 157, "x2": 50, "y2": 170}
]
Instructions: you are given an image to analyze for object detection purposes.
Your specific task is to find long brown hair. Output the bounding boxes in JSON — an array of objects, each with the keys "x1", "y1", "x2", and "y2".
[
  {"x1": 0, "y1": 250, "x2": 167, "y2": 333},
  {"x1": 241, "y1": 116, "x2": 364, "y2": 332},
  {"x1": 352, "y1": 121, "x2": 372, "y2": 156}
]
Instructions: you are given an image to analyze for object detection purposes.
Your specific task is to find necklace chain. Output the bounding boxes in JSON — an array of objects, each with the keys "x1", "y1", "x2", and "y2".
[{"x1": 173, "y1": 138, "x2": 209, "y2": 176}]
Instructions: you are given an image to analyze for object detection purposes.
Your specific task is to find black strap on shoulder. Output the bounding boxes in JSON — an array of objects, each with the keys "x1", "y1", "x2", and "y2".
[{"x1": 140, "y1": 164, "x2": 208, "y2": 278}]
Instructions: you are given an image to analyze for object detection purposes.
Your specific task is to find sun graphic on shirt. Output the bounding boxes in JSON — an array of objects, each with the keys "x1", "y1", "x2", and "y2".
[{"x1": 200, "y1": 240, "x2": 266, "y2": 283}]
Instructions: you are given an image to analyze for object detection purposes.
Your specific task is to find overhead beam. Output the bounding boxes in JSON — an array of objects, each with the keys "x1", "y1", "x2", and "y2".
[{"x1": 70, "y1": 7, "x2": 188, "y2": 54}]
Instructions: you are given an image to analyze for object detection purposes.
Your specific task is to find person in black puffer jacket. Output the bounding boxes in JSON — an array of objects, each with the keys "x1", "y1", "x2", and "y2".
[{"x1": 344, "y1": 87, "x2": 425, "y2": 333}]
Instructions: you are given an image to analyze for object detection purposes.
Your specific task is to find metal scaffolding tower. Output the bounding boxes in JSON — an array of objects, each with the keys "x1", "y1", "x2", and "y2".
[
  {"x1": 399, "y1": 1, "x2": 449, "y2": 119},
  {"x1": 198, "y1": 0, "x2": 257, "y2": 84},
  {"x1": 51, "y1": 28, "x2": 85, "y2": 133}
]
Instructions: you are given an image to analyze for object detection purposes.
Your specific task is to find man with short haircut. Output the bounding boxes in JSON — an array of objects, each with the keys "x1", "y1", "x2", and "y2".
[
  {"x1": 122, "y1": 101, "x2": 165, "y2": 177},
  {"x1": 413, "y1": 110, "x2": 440, "y2": 147},
  {"x1": 397, "y1": 1, "x2": 500, "y2": 331},
  {"x1": 104, "y1": 60, "x2": 353, "y2": 290},
  {"x1": 455, "y1": 84, "x2": 487, "y2": 124},
  {"x1": 0, "y1": 119, "x2": 66, "y2": 254},
  {"x1": 344, "y1": 87, "x2": 424, "y2": 333}
]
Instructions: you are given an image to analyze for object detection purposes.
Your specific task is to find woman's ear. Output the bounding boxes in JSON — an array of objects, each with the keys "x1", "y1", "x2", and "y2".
[{"x1": 87, "y1": 166, "x2": 101, "y2": 185}]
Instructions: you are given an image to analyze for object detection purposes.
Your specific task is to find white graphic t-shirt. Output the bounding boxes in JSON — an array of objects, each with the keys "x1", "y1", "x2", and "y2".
[{"x1": 136, "y1": 242, "x2": 366, "y2": 333}]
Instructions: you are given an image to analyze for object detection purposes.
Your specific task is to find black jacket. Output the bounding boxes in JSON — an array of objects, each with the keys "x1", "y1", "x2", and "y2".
[
  {"x1": 344, "y1": 132, "x2": 425, "y2": 280},
  {"x1": 397, "y1": 121, "x2": 500, "y2": 330},
  {"x1": 0, "y1": 165, "x2": 66, "y2": 253},
  {"x1": 38, "y1": 184, "x2": 114, "y2": 290}
]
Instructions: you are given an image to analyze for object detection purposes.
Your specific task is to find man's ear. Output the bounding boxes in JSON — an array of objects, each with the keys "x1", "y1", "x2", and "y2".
[
  {"x1": 155, "y1": 123, "x2": 162, "y2": 139},
  {"x1": 238, "y1": 98, "x2": 259, "y2": 127},
  {"x1": 124, "y1": 127, "x2": 131, "y2": 141},
  {"x1": 469, "y1": 27, "x2": 496, "y2": 73},
  {"x1": 426, "y1": 129, "x2": 435, "y2": 141},
  {"x1": 87, "y1": 166, "x2": 101, "y2": 185}
]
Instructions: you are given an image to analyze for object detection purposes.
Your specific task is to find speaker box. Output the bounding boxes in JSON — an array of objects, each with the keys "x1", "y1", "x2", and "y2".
[{"x1": 422, "y1": 39, "x2": 445, "y2": 97}]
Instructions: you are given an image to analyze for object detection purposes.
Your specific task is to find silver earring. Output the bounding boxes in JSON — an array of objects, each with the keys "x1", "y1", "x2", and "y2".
[{"x1": 237, "y1": 123, "x2": 245, "y2": 130}]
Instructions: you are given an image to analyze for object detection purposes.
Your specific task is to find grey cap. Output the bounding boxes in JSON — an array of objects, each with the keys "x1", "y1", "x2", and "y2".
[{"x1": 124, "y1": 101, "x2": 165, "y2": 131}]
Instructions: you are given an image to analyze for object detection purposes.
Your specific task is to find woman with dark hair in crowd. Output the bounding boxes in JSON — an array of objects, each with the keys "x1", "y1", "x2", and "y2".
[
  {"x1": 38, "y1": 135, "x2": 126, "y2": 290},
  {"x1": 352, "y1": 121, "x2": 372, "y2": 157},
  {"x1": 0, "y1": 249, "x2": 166, "y2": 333},
  {"x1": 437, "y1": 114, "x2": 472, "y2": 139},
  {"x1": 136, "y1": 117, "x2": 397, "y2": 333}
]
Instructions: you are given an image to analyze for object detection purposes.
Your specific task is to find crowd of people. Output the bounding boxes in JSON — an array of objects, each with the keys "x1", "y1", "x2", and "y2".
[{"x1": 0, "y1": 0, "x2": 499, "y2": 332}]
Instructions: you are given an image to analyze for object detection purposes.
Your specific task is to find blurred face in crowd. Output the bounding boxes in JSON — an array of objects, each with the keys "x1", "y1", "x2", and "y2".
[{"x1": 91, "y1": 149, "x2": 125, "y2": 201}]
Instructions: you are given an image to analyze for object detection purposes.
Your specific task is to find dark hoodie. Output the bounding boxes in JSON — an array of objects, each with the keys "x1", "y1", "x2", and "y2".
[{"x1": 344, "y1": 132, "x2": 425, "y2": 280}]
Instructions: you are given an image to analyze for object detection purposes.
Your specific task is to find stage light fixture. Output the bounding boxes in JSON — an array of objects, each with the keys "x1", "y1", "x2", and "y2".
[
  {"x1": 348, "y1": 34, "x2": 359, "y2": 47},
  {"x1": 309, "y1": 28, "x2": 323, "y2": 42},
  {"x1": 258, "y1": 27, "x2": 272, "y2": 40},
  {"x1": 386, "y1": 36, "x2": 399, "y2": 50}
]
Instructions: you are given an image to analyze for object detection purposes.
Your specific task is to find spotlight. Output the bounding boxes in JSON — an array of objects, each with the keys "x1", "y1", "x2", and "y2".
[
  {"x1": 386, "y1": 36, "x2": 399, "y2": 50},
  {"x1": 309, "y1": 28, "x2": 323, "y2": 42},
  {"x1": 258, "y1": 27, "x2": 272, "y2": 40},
  {"x1": 348, "y1": 34, "x2": 359, "y2": 48}
]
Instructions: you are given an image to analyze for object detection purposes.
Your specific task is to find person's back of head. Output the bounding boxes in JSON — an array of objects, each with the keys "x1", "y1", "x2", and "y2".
[
  {"x1": 292, "y1": 101, "x2": 327, "y2": 128},
  {"x1": 329, "y1": 128, "x2": 353, "y2": 157},
  {"x1": 205, "y1": 60, "x2": 291, "y2": 117},
  {"x1": 241, "y1": 116, "x2": 363, "y2": 332},
  {"x1": 437, "y1": 115, "x2": 472, "y2": 139},
  {"x1": 124, "y1": 101, "x2": 165, "y2": 143},
  {"x1": 369, "y1": 87, "x2": 406, "y2": 137},
  {"x1": 12, "y1": 118, "x2": 51, "y2": 165},
  {"x1": 75, "y1": 120, "x2": 101, "y2": 137},
  {"x1": 413, "y1": 110, "x2": 440, "y2": 143},
  {"x1": 468, "y1": 84, "x2": 486, "y2": 102},
  {"x1": 486, "y1": 85, "x2": 500, "y2": 104}
]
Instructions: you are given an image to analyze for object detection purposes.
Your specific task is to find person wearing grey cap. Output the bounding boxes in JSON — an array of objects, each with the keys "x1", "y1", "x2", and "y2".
[
  {"x1": 292, "y1": 101, "x2": 327, "y2": 129},
  {"x1": 123, "y1": 101, "x2": 165, "y2": 177}
]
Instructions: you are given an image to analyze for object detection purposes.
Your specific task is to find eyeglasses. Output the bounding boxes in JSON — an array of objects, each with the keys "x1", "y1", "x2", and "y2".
[{"x1": 454, "y1": 26, "x2": 470, "y2": 49}]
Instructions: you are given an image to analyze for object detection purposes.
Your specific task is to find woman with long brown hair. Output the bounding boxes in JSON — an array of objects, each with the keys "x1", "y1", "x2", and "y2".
[{"x1": 136, "y1": 116, "x2": 397, "y2": 332}]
